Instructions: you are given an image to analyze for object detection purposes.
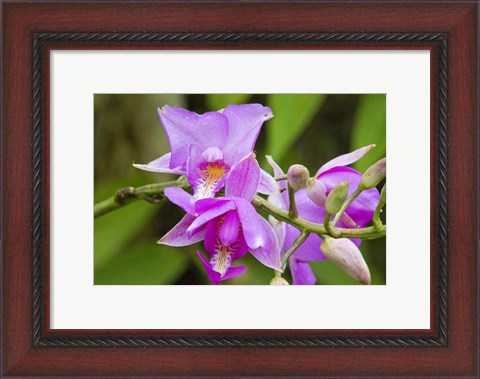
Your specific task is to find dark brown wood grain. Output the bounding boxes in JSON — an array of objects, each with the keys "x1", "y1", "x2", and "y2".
[{"x1": 2, "y1": 1, "x2": 478, "y2": 377}]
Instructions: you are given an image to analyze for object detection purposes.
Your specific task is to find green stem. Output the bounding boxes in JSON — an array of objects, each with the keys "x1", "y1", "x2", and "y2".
[
  {"x1": 373, "y1": 185, "x2": 386, "y2": 229},
  {"x1": 373, "y1": 209, "x2": 383, "y2": 229},
  {"x1": 280, "y1": 231, "x2": 310, "y2": 268},
  {"x1": 332, "y1": 187, "x2": 362, "y2": 226},
  {"x1": 93, "y1": 177, "x2": 189, "y2": 219},
  {"x1": 288, "y1": 184, "x2": 298, "y2": 218},
  {"x1": 323, "y1": 212, "x2": 340, "y2": 238}
]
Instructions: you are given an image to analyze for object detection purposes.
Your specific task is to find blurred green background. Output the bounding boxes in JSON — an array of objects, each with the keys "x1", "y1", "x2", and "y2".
[{"x1": 94, "y1": 94, "x2": 386, "y2": 285}]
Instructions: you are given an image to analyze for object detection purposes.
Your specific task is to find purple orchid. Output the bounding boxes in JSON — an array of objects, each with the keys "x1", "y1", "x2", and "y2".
[
  {"x1": 134, "y1": 104, "x2": 275, "y2": 199},
  {"x1": 266, "y1": 146, "x2": 380, "y2": 285},
  {"x1": 306, "y1": 145, "x2": 377, "y2": 227},
  {"x1": 160, "y1": 153, "x2": 282, "y2": 284}
]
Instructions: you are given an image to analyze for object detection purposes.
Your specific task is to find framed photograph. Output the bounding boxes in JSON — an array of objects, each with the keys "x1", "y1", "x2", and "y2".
[
  {"x1": 2, "y1": 1, "x2": 478, "y2": 377},
  {"x1": 92, "y1": 92, "x2": 387, "y2": 289}
]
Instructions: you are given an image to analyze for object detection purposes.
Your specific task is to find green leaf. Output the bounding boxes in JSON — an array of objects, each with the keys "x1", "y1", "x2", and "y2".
[
  {"x1": 94, "y1": 243, "x2": 189, "y2": 285},
  {"x1": 94, "y1": 176, "x2": 159, "y2": 269},
  {"x1": 228, "y1": 255, "x2": 274, "y2": 285},
  {"x1": 310, "y1": 260, "x2": 359, "y2": 285},
  {"x1": 267, "y1": 94, "x2": 326, "y2": 161},
  {"x1": 358, "y1": 239, "x2": 386, "y2": 285},
  {"x1": 94, "y1": 94, "x2": 186, "y2": 178},
  {"x1": 94, "y1": 201, "x2": 158, "y2": 269},
  {"x1": 206, "y1": 94, "x2": 252, "y2": 110},
  {"x1": 351, "y1": 94, "x2": 386, "y2": 172}
]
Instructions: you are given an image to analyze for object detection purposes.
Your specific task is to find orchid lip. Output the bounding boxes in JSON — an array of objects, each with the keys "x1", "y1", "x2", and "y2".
[
  {"x1": 211, "y1": 243, "x2": 236, "y2": 276},
  {"x1": 204, "y1": 215, "x2": 248, "y2": 278},
  {"x1": 194, "y1": 159, "x2": 229, "y2": 199},
  {"x1": 211, "y1": 214, "x2": 241, "y2": 275},
  {"x1": 218, "y1": 211, "x2": 240, "y2": 245}
]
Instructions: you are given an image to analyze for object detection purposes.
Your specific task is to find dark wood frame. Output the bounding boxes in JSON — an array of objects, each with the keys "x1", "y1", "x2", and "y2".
[{"x1": 2, "y1": 1, "x2": 478, "y2": 377}]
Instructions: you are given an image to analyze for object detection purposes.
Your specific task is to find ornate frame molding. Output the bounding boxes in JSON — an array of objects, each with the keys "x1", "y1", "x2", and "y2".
[{"x1": 32, "y1": 31, "x2": 448, "y2": 348}]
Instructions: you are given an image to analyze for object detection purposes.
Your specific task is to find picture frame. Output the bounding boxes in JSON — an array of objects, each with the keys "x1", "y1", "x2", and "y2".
[{"x1": 2, "y1": 1, "x2": 478, "y2": 377}]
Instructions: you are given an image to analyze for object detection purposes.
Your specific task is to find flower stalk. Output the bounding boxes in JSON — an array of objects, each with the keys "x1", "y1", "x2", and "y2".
[
  {"x1": 331, "y1": 187, "x2": 363, "y2": 226},
  {"x1": 324, "y1": 212, "x2": 338, "y2": 238},
  {"x1": 94, "y1": 179, "x2": 386, "y2": 240},
  {"x1": 93, "y1": 177, "x2": 189, "y2": 218},
  {"x1": 252, "y1": 195, "x2": 385, "y2": 240},
  {"x1": 280, "y1": 231, "x2": 310, "y2": 268},
  {"x1": 287, "y1": 184, "x2": 299, "y2": 219},
  {"x1": 373, "y1": 184, "x2": 386, "y2": 229}
]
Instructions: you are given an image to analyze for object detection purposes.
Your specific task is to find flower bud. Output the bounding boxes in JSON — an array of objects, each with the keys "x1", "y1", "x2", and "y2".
[
  {"x1": 307, "y1": 178, "x2": 327, "y2": 207},
  {"x1": 270, "y1": 276, "x2": 290, "y2": 286},
  {"x1": 287, "y1": 164, "x2": 310, "y2": 191},
  {"x1": 321, "y1": 237, "x2": 371, "y2": 285},
  {"x1": 325, "y1": 182, "x2": 349, "y2": 215},
  {"x1": 359, "y1": 158, "x2": 386, "y2": 190}
]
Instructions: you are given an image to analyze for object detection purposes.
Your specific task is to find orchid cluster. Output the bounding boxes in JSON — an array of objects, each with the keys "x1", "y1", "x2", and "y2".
[{"x1": 133, "y1": 103, "x2": 387, "y2": 285}]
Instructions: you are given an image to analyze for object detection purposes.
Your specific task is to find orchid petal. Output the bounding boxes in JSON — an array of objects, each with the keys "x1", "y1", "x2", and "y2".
[
  {"x1": 197, "y1": 251, "x2": 247, "y2": 285},
  {"x1": 194, "y1": 197, "x2": 230, "y2": 214},
  {"x1": 267, "y1": 187, "x2": 288, "y2": 247},
  {"x1": 266, "y1": 155, "x2": 286, "y2": 185},
  {"x1": 222, "y1": 104, "x2": 273, "y2": 164},
  {"x1": 133, "y1": 153, "x2": 186, "y2": 175},
  {"x1": 266, "y1": 155, "x2": 288, "y2": 206},
  {"x1": 266, "y1": 156, "x2": 288, "y2": 240},
  {"x1": 164, "y1": 187, "x2": 194, "y2": 214},
  {"x1": 294, "y1": 189, "x2": 326, "y2": 221},
  {"x1": 159, "y1": 106, "x2": 229, "y2": 168},
  {"x1": 225, "y1": 153, "x2": 260, "y2": 201},
  {"x1": 269, "y1": 215, "x2": 287, "y2": 249},
  {"x1": 268, "y1": 189, "x2": 287, "y2": 212},
  {"x1": 268, "y1": 186, "x2": 287, "y2": 248},
  {"x1": 317, "y1": 145, "x2": 375, "y2": 175},
  {"x1": 248, "y1": 216, "x2": 282, "y2": 271},
  {"x1": 185, "y1": 144, "x2": 203, "y2": 190},
  {"x1": 187, "y1": 200, "x2": 236, "y2": 236},
  {"x1": 233, "y1": 198, "x2": 264, "y2": 249},
  {"x1": 231, "y1": 198, "x2": 282, "y2": 270},
  {"x1": 340, "y1": 211, "x2": 358, "y2": 227},
  {"x1": 318, "y1": 166, "x2": 380, "y2": 227},
  {"x1": 289, "y1": 257, "x2": 316, "y2": 285},
  {"x1": 157, "y1": 214, "x2": 205, "y2": 246},
  {"x1": 257, "y1": 169, "x2": 279, "y2": 195}
]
